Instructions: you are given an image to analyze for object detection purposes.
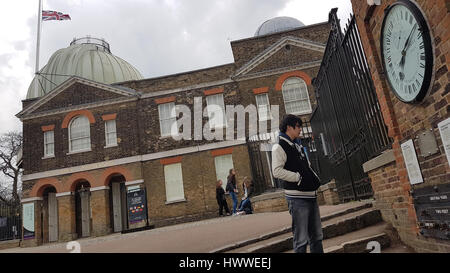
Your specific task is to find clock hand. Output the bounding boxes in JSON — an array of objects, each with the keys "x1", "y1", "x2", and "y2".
[
  {"x1": 402, "y1": 24, "x2": 416, "y2": 53},
  {"x1": 399, "y1": 25, "x2": 416, "y2": 67}
]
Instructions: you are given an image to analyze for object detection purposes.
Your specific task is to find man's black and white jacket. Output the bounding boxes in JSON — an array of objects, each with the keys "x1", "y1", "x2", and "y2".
[{"x1": 271, "y1": 135, "x2": 321, "y2": 199}]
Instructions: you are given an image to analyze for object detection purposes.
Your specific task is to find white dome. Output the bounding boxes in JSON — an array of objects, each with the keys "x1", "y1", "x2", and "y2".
[
  {"x1": 27, "y1": 37, "x2": 143, "y2": 99},
  {"x1": 255, "y1": 16, "x2": 305, "y2": 37}
]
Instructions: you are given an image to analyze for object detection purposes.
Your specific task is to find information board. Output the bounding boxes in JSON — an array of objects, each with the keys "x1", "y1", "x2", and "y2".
[
  {"x1": 401, "y1": 139, "x2": 424, "y2": 185},
  {"x1": 22, "y1": 203, "x2": 35, "y2": 239},
  {"x1": 127, "y1": 188, "x2": 147, "y2": 224}
]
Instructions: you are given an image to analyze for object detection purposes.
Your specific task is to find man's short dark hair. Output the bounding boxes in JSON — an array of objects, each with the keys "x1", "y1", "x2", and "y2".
[{"x1": 280, "y1": 114, "x2": 302, "y2": 133}]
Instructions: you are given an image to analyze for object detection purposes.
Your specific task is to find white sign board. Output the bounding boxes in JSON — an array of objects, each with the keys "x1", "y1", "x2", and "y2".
[
  {"x1": 23, "y1": 203, "x2": 35, "y2": 239},
  {"x1": 401, "y1": 139, "x2": 424, "y2": 185},
  {"x1": 438, "y1": 117, "x2": 450, "y2": 167}
]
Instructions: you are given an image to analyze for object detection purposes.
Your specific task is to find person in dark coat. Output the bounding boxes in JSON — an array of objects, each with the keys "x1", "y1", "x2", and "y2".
[
  {"x1": 216, "y1": 180, "x2": 230, "y2": 216},
  {"x1": 226, "y1": 169, "x2": 238, "y2": 214}
]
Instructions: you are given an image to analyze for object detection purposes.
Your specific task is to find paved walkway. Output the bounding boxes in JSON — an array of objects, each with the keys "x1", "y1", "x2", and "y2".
[{"x1": 0, "y1": 201, "x2": 371, "y2": 253}]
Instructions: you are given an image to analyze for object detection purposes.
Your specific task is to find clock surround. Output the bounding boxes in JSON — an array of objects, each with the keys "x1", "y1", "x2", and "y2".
[{"x1": 380, "y1": 0, "x2": 434, "y2": 103}]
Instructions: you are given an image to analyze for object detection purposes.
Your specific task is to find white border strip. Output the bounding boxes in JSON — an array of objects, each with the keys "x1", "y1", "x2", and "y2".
[
  {"x1": 22, "y1": 140, "x2": 246, "y2": 182},
  {"x1": 55, "y1": 192, "x2": 73, "y2": 197},
  {"x1": 90, "y1": 186, "x2": 110, "y2": 192},
  {"x1": 21, "y1": 197, "x2": 44, "y2": 203},
  {"x1": 22, "y1": 155, "x2": 141, "y2": 182},
  {"x1": 125, "y1": 179, "x2": 144, "y2": 186}
]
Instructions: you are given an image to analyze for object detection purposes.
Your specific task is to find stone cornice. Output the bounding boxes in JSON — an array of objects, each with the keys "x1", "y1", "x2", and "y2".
[
  {"x1": 232, "y1": 60, "x2": 322, "y2": 82},
  {"x1": 19, "y1": 97, "x2": 138, "y2": 121},
  {"x1": 234, "y1": 36, "x2": 326, "y2": 78},
  {"x1": 17, "y1": 77, "x2": 138, "y2": 119}
]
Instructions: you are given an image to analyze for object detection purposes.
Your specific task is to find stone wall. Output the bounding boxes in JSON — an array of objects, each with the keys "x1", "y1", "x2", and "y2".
[{"x1": 251, "y1": 191, "x2": 288, "y2": 213}]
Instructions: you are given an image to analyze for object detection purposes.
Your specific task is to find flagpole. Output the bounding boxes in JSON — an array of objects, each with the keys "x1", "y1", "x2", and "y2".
[{"x1": 35, "y1": 0, "x2": 43, "y2": 97}]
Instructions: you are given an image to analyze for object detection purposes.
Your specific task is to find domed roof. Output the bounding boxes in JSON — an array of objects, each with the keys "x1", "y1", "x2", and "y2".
[
  {"x1": 254, "y1": 16, "x2": 305, "y2": 37},
  {"x1": 27, "y1": 37, "x2": 143, "y2": 99}
]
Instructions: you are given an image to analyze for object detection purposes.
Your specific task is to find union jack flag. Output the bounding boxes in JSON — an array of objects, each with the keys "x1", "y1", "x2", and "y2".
[{"x1": 42, "y1": 10, "x2": 71, "y2": 21}]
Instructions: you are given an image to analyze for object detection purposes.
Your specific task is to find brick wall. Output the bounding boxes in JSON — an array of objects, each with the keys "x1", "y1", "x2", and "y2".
[
  {"x1": 23, "y1": 100, "x2": 140, "y2": 175},
  {"x1": 237, "y1": 67, "x2": 320, "y2": 130},
  {"x1": 352, "y1": 0, "x2": 450, "y2": 252},
  {"x1": 34, "y1": 83, "x2": 126, "y2": 113},
  {"x1": 137, "y1": 82, "x2": 242, "y2": 154},
  {"x1": 143, "y1": 144, "x2": 252, "y2": 223},
  {"x1": 119, "y1": 63, "x2": 236, "y2": 94}
]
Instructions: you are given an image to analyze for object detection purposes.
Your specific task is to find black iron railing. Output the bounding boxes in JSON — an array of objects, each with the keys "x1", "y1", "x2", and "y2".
[
  {"x1": 0, "y1": 201, "x2": 21, "y2": 241},
  {"x1": 310, "y1": 9, "x2": 392, "y2": 202}
]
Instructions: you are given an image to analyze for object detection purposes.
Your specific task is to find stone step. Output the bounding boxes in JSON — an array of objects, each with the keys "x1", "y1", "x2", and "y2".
[
  {"x1": 225, "y1": 207, "x2": 382, "y2": 253},
  {"x1": 211, "y1": 201, "x2": 373, "y2": 253},
  {"x1": 284, "y1": 222, "x2": 394, "y2": 253}
]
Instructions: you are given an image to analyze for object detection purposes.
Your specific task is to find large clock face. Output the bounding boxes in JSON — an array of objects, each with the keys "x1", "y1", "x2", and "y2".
[{"x1": 381, "y1": 0, "x2": 433, "y2": 103}]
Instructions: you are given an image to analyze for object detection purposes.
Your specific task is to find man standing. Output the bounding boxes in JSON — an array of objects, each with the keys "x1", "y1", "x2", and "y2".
[{"x1": 271, "y1": 114, "x2": 323, "y2": 253}]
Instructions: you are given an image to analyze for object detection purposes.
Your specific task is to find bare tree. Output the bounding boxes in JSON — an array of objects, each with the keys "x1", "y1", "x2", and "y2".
[{"x1": 0, "y1": 131, "x2": 22, "y2": 204}]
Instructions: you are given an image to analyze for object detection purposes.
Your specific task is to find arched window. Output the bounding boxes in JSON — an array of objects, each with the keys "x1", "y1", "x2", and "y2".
[
  {"x1": 282, "y1": 77, "x2": 312, "y2": 115},
  {"x1": 69, "y1": 115, "x2": 91, "y2": 152}
]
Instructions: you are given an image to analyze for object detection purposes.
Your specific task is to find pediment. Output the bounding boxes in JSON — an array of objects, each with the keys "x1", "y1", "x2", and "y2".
[
  {"x1": 17, "y1": 77, "x2": 137, "y2": 119},
  {"x1": 233, "y1": 36, "x2": 326, "y2": 78}
]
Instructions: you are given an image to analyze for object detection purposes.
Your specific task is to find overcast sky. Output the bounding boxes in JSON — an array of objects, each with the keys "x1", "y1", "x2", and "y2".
[{"x1": 0, "y1": 0, "x2": 353, "y2": 136}]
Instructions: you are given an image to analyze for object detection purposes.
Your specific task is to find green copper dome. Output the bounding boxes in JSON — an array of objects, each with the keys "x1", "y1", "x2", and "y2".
[{"x1": 27, "y1": 37, "x2": 143, "y2": 99}]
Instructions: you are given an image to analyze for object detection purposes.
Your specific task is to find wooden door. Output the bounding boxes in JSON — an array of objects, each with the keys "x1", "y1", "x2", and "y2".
[{"x1": 48, "y1": 192, "x2": 58, "y2": 242}]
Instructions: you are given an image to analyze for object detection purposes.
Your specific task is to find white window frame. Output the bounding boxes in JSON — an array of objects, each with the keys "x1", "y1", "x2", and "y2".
[
  {"x1": 282, "y1": 77, "x2": 312, "y2": 115},
  {"x1": 104, "y1": 119, "x2": 118, "y2": 148},
  {"x1": 68, "y1": 115, "x2": 91, "y2": 154},
  {"x1": 255, "y1": 93, "x2": 272, "y2": 121},
  {"x1": 164, "y1": 163, "x2": 185, "y2": 204},
  {"x1": 206, "y1": 93, "x2": 227, "y2": 129},
  {"x1": 214, "y1": 154, "x2": 234, "y2": 191},
  {"x1": 43, "y1": 130, "x2": 54, "y2": 158},
  {"x1": 158, "y1": 102, "x2": 178, "y2": 138}
]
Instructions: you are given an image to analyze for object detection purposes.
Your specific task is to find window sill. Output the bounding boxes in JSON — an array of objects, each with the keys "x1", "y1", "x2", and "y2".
[
  {"x1": 67, "y1": 149, "x2": 92, "y2": 155},
  {"x1": 165, "y1": 198, "x2": 187, "y2": 205},
  {"x1": 42, "y1": 155, "x2": 55, "y2": 159},
  {"x1": 104, "y1": 144, "x2": 118, "y2": 148}
]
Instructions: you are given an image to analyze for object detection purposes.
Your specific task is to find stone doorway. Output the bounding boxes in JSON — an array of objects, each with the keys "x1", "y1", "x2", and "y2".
[
  {"x1": 74, "y1": 181, "x2": 91, "y2": 238},
  {"x1": 109, "y1": 175, "x2": 128, "y2": 232},
  {"x1": 41, "y1": 186, "x2": 58, "y2": 243}
]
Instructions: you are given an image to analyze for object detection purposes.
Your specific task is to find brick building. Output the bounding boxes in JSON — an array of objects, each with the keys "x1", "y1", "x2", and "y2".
[
  {"x1": 352, "y1": 0, "x2": 449, "y2": 252},
  {"x1": 17, "y1": 17, "x2": 330, "y2": 246}
]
